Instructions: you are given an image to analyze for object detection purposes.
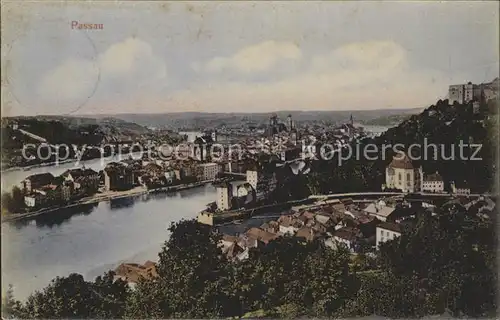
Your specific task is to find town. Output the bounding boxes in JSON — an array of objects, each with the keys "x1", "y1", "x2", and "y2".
[{"x1": 1, "y1": 1, "x2": 498, "y2": 318}]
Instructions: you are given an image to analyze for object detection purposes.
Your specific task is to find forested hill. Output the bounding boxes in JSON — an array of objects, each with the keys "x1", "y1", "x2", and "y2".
[
  {"x1": 1, "y1": 116, "x2": 151, "y2": 147},
  {"x1": 378, "y1": 98, "x2": 497, "y2": 192},
  {"x1": 306, "y1": 98, "x2": 497, "y2": 195}
]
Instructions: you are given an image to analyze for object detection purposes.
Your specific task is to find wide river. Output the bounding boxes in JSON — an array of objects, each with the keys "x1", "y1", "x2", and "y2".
[
  {"x1": 1, "y1": 185, "x2": 218, "y2": 300},
  {"x1": 1, "y1": 155, "x2": 278, "y2": 301}
]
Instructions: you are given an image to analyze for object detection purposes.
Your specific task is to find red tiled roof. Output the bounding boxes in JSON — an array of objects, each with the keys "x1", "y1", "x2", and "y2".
[
  {"x1": 424, "y1": 172, "x2": 443, "y2": 182},
  {"x1": 295, "y1": 227, "x2": 316, "y2": 242},
  {"x1": 377, "y1": 222, "x2": 402, "y2": 233},
  {"x1": 334, "y1": 227, "x2": 359, "y2": 241},
  {"x1": 245, "y1": 227, "x2": 278, "y2": 244},
  {"x1": 388, "y1": 153, "x2": 415, "y2": 169}
]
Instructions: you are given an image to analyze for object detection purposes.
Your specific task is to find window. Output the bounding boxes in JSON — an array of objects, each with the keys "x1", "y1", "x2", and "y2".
[
  {"x1": 398, "y1": 173, "x2": 402, "y2": 181},
  {"x1": 407, "y1": 173, "x2": 411, "y2": 180}
]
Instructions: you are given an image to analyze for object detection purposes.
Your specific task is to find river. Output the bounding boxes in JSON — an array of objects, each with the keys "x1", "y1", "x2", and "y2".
[{"x1": 1, "y1": 185, "x2": 217, "y2": 300}]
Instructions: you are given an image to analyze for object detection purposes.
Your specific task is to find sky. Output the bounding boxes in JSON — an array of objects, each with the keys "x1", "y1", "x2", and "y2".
[{"x1": 1, "y1": 1, "x2": 498, "y2": 116}]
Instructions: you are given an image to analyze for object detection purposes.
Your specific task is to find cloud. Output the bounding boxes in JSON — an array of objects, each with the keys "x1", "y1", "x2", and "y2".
[
  {"x1": 311, "y1": 40, "x2": 407, "y2": 73},
  {"x1": 47, "y1": 39, "x2": 462, "y2": 115},
  {"x1": 204, "y1": 40, "x2": 302, "y2": 74},
  {"x1": 117, "y1": 40, "x2": 453, "y2": 113},
  {"x1": 99, "y1": 37, "x2": 166, "y2": 79},
  {"x1": 37, "y1": 37, "x2": 166, "y2": 105},
  {"x1": 37, "y1": 58, "x2": 99, "y2": 103}
]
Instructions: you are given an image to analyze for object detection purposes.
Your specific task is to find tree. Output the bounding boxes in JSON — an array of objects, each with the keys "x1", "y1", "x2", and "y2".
[
  {"x1": 126, "y1": 219, "x2": 231, "y2": 318},
  {"x1": 92, "y1": 271, "x2": 130, "y2": 319},
  {"x1": 2, "y1": 284, "x2": 23, "y2": 318},
  {"x1": 18, "y1": 273, "x2": 130, "y2": 319},
  {"x1": 1, "y1": 186, "x2": 25, "y2": 214}
]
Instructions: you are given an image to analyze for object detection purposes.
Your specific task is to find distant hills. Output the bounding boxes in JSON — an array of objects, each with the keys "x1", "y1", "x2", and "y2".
[
  {"x1": 91, "y1": 108, "x2": 423, "y2": 130},
  {"x1": 360, "y1": 113, "x2": 415, "y2": 126}
]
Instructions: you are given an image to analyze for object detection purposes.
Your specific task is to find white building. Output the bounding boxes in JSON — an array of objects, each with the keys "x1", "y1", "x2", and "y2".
[
  {"x1": 216, "y1": 182, "x2": 233, "y2": 211},
  {"x1": 384, "y1": 152, "x2": 423, "y2": 193},
  {"x1": 448, "y1": 78, "x2": 499, "y2": 105},
  {"x1": 198, "y1": 162, "x2": 220, "y2": 181},
  {"x1": 450, "y1": 181, "x2": 471, "y2": 195},
  {"x1": 422, "y1": 172, "x2": 444, "y2": 193},
  {"x1": 376, "y1": 222, "x2": 402, "y2": 249},
  {"x1": 24, "y1": 195, "x2": 37, "y2": 207},
  {"x1": 277, "y1": 215, "x2": 302, "y2": 235}
]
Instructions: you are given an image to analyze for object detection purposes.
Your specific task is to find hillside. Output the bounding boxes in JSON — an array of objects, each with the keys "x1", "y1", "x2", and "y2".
[
  {"x1": 306, "y1": 98, "x2": 497, "y2": 194},
  {"x1": 361, "y1": 113, "x2": 415, "y2": 126},
  {"x1": 0, "y1": 116, "x2": 152, "y2": 170},
  {"x1": 1, "y1": 116, "x2": 151, "y2": 146}
]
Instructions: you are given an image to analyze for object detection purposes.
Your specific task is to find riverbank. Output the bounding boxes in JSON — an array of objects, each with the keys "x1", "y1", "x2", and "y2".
[
  {"x1": 1, "y1": 158, "x2": 79, "y2": 173},
  {"x1": 198, "y1": 198, "x2": 316, "y2": 226},
  {"x1": 1, "y1": 180, "x2": 213, "y2": 223}
]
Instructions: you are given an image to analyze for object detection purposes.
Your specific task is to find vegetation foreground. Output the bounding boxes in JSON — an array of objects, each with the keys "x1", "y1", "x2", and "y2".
[{"x1": 2, "y1": 204, "x2": 497, "y2": 318}]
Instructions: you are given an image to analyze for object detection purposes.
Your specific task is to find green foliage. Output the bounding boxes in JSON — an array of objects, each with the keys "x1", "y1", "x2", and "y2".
[
  {"x1": 13, "y1": 272, "x2": 129, "y2": 319},
  {"x1": 2, "y1": 284, "x2": 23, "y2": 319},
  {"x1": 1, "y1": 186, "x2": 25, "y2": 214},
  {"x1": 306, "y1": 98, "x2": 495, "y2": 194},
  {"x1": 339, "y1": 211, "x2": 497, "y2": 318},
  {"x1": 10, "y1": 201, "x2": 498, "y2": 319}
]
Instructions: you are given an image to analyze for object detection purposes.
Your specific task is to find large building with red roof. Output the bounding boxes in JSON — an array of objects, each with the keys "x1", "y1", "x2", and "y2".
[{"x1": 384, "y1": 152, "x2": 423, "y2": 193}]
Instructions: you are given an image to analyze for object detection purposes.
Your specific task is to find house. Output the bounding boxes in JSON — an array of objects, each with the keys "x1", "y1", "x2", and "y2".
[
  {"x1": 295, "y1": 226, "x2": 317, "y2": 242},
  {"x1": 219, "y1": 234, "x2": 239, "y2": 253},
  {"x1": 450, "y1": 181, "x2": 471, "y2": 195},
  {"x1": 104, "y1": 162, "x2": 134, "y2": 191},
  {"x1": 356, "y1": 214, "x2": 379, "y2": 238},
  {"x1": 114, "y1": 261, "x2": 158, "y2": 287},
  {"x1": 173, "y1": 169, "x2": 184, "y2": 181},
  {"x1": 245, "y1": 227, "x2": 279, "y2": 245},
  {"x1": 341, "y1": 198, "x2": 354, "y2": 206},
  {"x1": 219, "y1": 234, "x2": 250, "y2": 261},
  {"x1": 164, "y1": 168, "x2": 176, "y2": 184},
  {"x1": 143, "y1": 163, "x2": 164, "y2": 179},
  {"x1": 198, "y1": 162, "x2": 220, "y2": 181},
  {"x1": 237, "y1": 234, "x2": 259, "y2": 249},
  {"x1": 260, "y1": 220, "x2": 279, "y2": 233},
  {"x1": 422, "y1": 172, "x2": 444, "y2": 193},
  {"x1": 60, "y1": 182, "x2": 74, "y2": 202},
  {"x1": 315, "y1": 214, "x2": 331, "y2": 226},
  {"x1": 61, "y1": 168, "x2": 99, "y2": 192},
  {"x1": 333, "y1": 227, "x2": 359, "y2": 252},
  {"x1": 384, "y1": 152, "x2": 423, "y2": 192},
  {"x1": 331, "y1": 203, "x2": 346, "y2": 215},
  {"x1": 20, "y1": 173, "x2": 54, "y2": 194},
  {"x1": 277, "y1": 215, "x2": 303, "y2": 235},
  {"x1": 376, "y1": 222, "x2": 402, "y2": 249},
  {"x1": 363, "y1": 200, "x2": 396, "y2": 222},
  {"x1": 193, "y1": 135, "x2": 215, "y2": 161},
  {"x1": 120, "y1": 158, "x2": 144, "y2": 185},
  {"x1": 24, "y1": 193, "x2": 44, "y2": 208},
  {"x1": 224, "y1": 242, "x2": 248, "y2": 261}
]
